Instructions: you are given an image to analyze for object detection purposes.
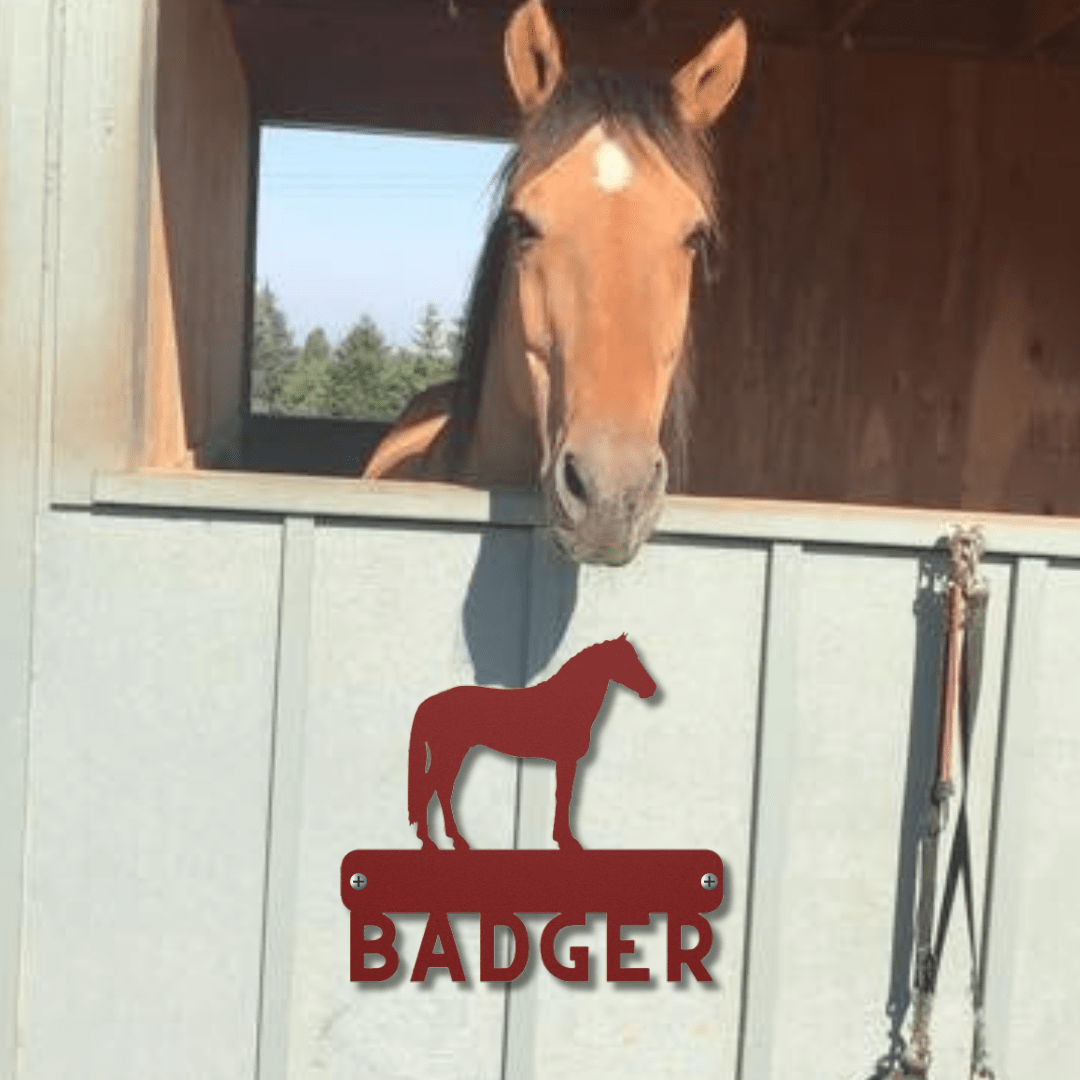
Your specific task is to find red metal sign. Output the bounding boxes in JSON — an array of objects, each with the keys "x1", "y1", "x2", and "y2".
[
  {"x1": 342, "y1": 635, "x2": 727, "y2": 986},
  {"x1": 341, "y1": 849, "x2": 724, "y2": 984}
]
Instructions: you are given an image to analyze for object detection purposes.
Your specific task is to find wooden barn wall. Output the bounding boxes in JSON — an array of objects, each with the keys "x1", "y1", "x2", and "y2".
[
  {"x1": 148, "y1": 0, "x2": 251, "y2": 468},
  {"x1": 224, "y1": 0, "x2": 1080, "y2": 517},
  {"x1": 692, "y1": 46, "x2": 1080, "y2": 514}
]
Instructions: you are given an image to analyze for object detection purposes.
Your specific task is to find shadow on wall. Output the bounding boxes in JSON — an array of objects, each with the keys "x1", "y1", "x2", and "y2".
[
  {"x1": 865, "y1": 549, "x2": 949, "y2": 1080},
  {"x1": 462, "y1": 493, "x2": 580, "y2": 688}
]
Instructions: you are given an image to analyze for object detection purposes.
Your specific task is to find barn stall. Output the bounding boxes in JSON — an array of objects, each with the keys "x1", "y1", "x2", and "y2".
[{"x1": 2, "y1": 1, "x2": 1080, "y2": 1078}]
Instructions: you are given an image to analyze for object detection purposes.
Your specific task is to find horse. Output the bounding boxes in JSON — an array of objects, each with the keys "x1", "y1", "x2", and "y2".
[
  {"x1": 363, "y1": 0, "x2": 748, "y2": 566},
  {"x1": 407, "y1": 634, "x2": 657, "y2": 851}
]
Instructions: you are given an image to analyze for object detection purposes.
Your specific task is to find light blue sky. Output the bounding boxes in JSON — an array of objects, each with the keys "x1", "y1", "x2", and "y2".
[{"x1": 255, "y1": 126, "x2": 511, "y2": 348}]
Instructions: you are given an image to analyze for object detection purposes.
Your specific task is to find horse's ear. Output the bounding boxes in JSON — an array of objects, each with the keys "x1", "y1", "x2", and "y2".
[
  {"x1": 505, "y1": 0, "x2": 564, "y2": 116},
  {"x1": 671, "y1": 16, "x2": 748, "y2": 131}
]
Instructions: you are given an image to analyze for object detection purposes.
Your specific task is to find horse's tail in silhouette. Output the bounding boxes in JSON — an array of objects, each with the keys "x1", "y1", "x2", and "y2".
[{"x1": 408, "y1": 701, "x2": 433, "y2": 828}]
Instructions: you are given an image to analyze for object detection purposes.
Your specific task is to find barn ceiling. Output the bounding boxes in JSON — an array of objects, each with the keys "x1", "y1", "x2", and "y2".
[{"x1": 221, "y1": 1, "x2": 1080, "y2": 135}]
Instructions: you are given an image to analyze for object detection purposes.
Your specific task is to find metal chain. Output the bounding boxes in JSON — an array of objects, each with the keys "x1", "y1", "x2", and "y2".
[{"x1": 971, "y1": 1005, "x2": 996, "y2": 1080}]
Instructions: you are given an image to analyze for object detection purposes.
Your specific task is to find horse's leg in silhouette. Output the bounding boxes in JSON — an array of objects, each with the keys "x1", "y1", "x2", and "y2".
[
  {"x1": 415, "y1": 789, "x2": 436, "y2": 852},
  {"x1": 434, "y1": 743, "x2": 472, "y2": 851},
  {"x1": 553, "y1": 757, "x2": 583, "y2": 851}
]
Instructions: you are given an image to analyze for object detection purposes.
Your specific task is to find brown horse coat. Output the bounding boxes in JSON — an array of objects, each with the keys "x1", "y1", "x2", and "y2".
[{"x1": 365, "y1": 0, "x2": 748, "y2": 565}]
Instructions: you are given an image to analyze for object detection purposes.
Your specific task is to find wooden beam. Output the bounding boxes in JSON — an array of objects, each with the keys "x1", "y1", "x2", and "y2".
[
  {"x1": 225, "y1": 0, "x2": 728, "y2": 137},
  {"x1": 634, "y1": 0, "x2": 661, "y2": 35},
  {"x1": 224, "y1": 0, "x2": 1080, "y2": 141},
  {"x1": 1021, "y1": 0, "x2": 1080, "y2": 51},
  {"x1": 827, "y1": 0, "x2": 879, "y2": 39}
]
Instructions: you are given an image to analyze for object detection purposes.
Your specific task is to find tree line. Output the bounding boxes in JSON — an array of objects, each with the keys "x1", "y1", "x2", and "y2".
[{"x1": 250, "y1": 284, "x2": 461, "y2": 420}]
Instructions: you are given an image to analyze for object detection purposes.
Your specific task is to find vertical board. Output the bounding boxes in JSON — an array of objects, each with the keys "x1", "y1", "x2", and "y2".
[
  {"x1": 281, "y1": 523, "x2": 531, "y2": 1080},
  {"x1": 259, "y1": 517, "x2": 316, "y2": 1080},
  {"x1": 989, "y1": 558, "x2": 1080, "y2": 1076},
  {"x1": 50, "y1": 0, "x2": 155, "y2": 500},
  {"x1": 761, "y1": 548, "x2": 1009, "y2": 1080},
  {"x1": 737, "y1": 542, "x2": 801, "y2": 1080},
  {"x1": 19, "y1": 510, "x2": 281, "y2": 1080},
  {"x1": 0, "y1": 0, "x2": 57, "y2": 1072},
  {"x1": 507, "y1": 536, "x2": 767, "y2": 1080},
  {"x1": 770, "y1": 548, "x2": 924, "y2": 1078}
]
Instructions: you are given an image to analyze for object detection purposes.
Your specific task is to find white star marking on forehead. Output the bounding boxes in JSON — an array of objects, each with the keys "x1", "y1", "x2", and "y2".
[{"x1": 593, "y1": 137, "x2": 634, "y2": 193}]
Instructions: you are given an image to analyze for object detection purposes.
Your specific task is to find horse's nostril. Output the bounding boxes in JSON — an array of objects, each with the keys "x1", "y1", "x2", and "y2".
[{"x1": 564, "y1": 454, "x2": 587, "y2": 504}]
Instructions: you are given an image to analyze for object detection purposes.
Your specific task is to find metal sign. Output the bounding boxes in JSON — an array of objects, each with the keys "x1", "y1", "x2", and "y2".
[
  {"x1": 341, "y1": 848, "x2": 724, "y2": 983},
  {"x1": 340, "y1": 636, "x2": 726, "y2": 985}
]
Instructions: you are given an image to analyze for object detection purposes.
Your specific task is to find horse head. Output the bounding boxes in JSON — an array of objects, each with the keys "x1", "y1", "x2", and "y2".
[
  {"x1": 500, "y1": 0, "x2": 748, "y2": 564},
  {"x1": 607, "y1": 633, "x2": 657, "y2": 699},
  {"x1": 363, "y1": 1, "x2": 748, "y2": 566}
]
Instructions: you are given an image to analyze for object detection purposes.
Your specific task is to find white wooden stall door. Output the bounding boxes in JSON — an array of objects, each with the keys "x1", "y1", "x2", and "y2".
[{"x1": 16, "y1": 504, "x2": 1080, "y2": 1080}]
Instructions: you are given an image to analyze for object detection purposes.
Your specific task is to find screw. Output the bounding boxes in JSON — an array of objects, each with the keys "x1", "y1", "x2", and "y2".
[
  {"x1": 701, "y1": 872, "x2": 718, "y2": 891},
  {"x1": 349, "y1": 872, "x2": 367, "y2": 891}
]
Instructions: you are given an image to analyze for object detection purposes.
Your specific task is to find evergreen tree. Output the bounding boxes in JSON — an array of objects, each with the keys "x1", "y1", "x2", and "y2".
[
  {"x1": 446, "y1": 315, "x2": 466, "y2": 368},
  {"x1": 248, "y1": 290, "x2": 464, "y2": 421},
  {"x1": 250, "y1": 284, "x2": 297, "y2": 413},
  {"x1": 404, "y1": 303, "x2": 456, "y2": 388},
  {"x1": 411, "y1": 302, "x2": 447, "y2": 380},
  {"x1": 327, "y1": 316, "x2": 397, "y2": 418},
  {"x1": 278, "y1": 327, "x2": 333, "y2": 416},
  {"x1": 301, "y1": 326, "x2": 332, "y2": 364}
]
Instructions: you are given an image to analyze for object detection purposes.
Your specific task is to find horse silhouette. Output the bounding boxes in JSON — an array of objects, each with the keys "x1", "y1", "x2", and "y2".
[{"x1": 408, "y1": 634, "x2": 657, "y2": 851}]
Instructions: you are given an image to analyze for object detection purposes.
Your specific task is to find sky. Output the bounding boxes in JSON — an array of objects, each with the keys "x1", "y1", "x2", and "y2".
[{"x1": 254, "y1": 126, "x2": 511, "y2": 349}]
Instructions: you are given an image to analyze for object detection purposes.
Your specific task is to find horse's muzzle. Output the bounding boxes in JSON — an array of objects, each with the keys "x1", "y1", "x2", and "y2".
[{"x1": 546, "y1": 441, "x2": 668, "y2": 565}]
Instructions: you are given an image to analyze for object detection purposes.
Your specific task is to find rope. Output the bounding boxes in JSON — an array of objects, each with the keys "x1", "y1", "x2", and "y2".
[
  {"x1": 947, "y1": 525, "x2": 989, "y2": 609},
  {"x1": 891, "y1": 525, "x2": 994, "y2": 1080}
]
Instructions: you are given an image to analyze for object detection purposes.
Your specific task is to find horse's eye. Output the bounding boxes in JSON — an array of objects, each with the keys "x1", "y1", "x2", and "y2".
[
  {"x1": 685, "y1": 224, "x2": 717, "y2": 284},
  {"x1": 506, "y1": 210, "x2": 542, "y2": 250},
  {"x1": 684, "y1": 225, "x2": 710, "y2": 259}
]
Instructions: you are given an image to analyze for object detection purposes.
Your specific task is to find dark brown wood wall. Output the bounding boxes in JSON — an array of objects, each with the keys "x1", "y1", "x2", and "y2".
[
  {"x1": 215, "y1": 2, "x2": 1080, "y2": 513},
  {"x1": 688, "y1": 46, "x2": 1080, "y2": 513}
]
